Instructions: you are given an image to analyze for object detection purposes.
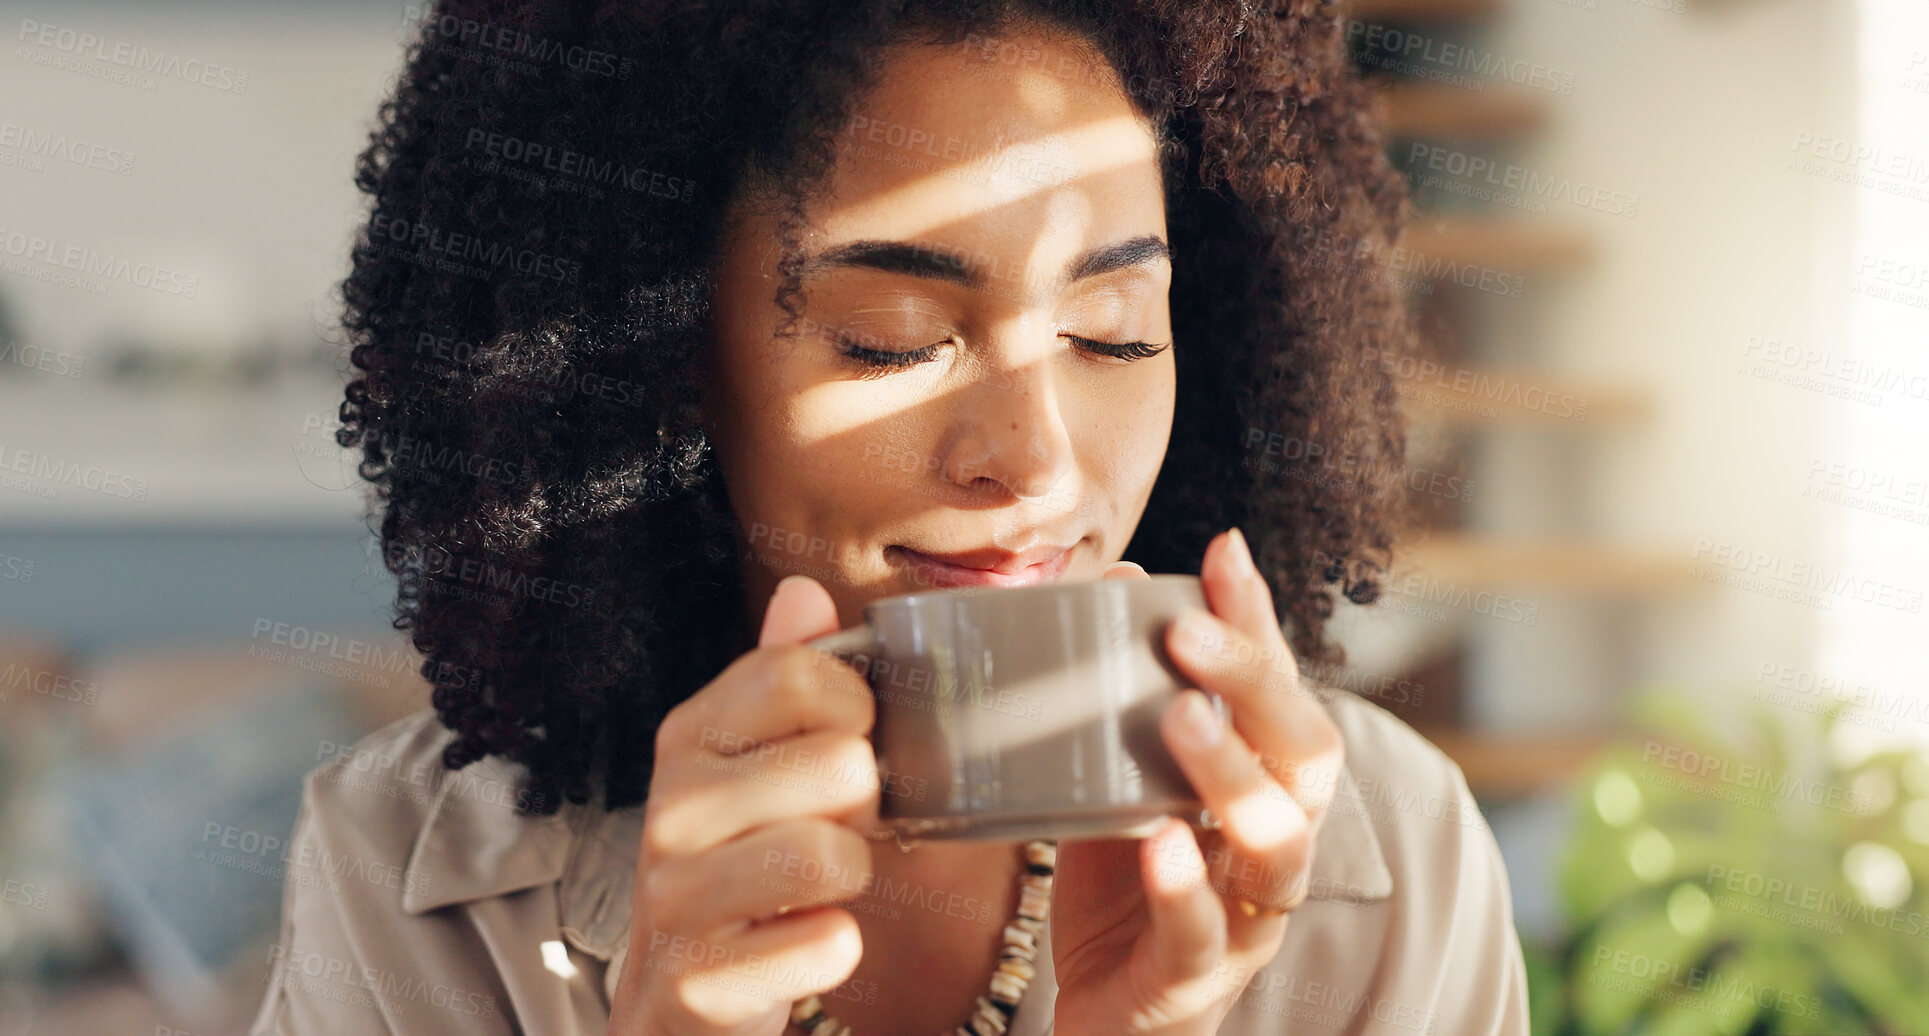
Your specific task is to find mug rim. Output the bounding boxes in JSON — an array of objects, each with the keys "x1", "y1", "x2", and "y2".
[{"x1": 864, "y1": 571, "x2": 1201, "y2": 614}]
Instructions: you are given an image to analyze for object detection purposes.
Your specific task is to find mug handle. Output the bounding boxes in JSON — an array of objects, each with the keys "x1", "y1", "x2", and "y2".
[
  {"x1": 802, "y1": 624, "x2": 919, "y2": 848},
  {"x1": 803, "y1": 624, "x2": 882, "y2": 666}
]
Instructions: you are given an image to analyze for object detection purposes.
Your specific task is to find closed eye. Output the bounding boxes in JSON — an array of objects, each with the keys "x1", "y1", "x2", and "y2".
[
  {"x1": 836, "y1": 337, "x2": 945, "y2": 373},
  {"x1": 835, "y1": 334, "x2": 1170, "y2": 373},
  {"x1": 1064, "y1": 334, "x2": 1171, "y2": 362}
]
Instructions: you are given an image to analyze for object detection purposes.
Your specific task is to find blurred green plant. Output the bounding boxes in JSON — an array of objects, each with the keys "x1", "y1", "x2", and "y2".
[{"x1": 1553, "y1": 687, "x2": 1929, "y2": 1035}]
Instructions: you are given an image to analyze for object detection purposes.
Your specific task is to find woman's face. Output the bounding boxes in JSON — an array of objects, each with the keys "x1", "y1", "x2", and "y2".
[{"x1": 703, "y1": 29, "x2": 1175, "y2": 628}]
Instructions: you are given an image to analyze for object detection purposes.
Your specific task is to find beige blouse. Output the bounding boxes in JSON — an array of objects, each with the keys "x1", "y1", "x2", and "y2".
[{"x1": 249, "y1": 685, "x2": 1529, "y2": 1035}]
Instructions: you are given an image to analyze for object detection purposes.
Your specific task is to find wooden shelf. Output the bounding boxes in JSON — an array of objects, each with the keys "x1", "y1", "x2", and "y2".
[
  {"x1": 1347, "y1": 0, "x2": 1503, "y2": 20},
  {"x1": 1372, "y1": 82, "x2": 1549, "y2": 140},
  {"x1": 1402, "y1": 217, "x2": 1593, "y2": 273},
  {"x1": 1418, "y1": 727, "x2": 1609, "y2": 800},
  {"x1": 1343, "y1": 0, "x2": 1674, "y2": 812},
  {"x1": 1395, "y1": 369, "x2": 1649, "y2": 425},
  {"x1": 1397, "y1": 534, "x2": 1708, "y2": 594}
]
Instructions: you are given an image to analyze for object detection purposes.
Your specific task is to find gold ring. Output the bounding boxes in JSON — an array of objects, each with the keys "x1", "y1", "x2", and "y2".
[
  {"x1": 1234, "y1": 898, "x2": 1290, "y2": 919},
  {"x1": 863, "y1": 825, "x2": 924, "y2": 854}
]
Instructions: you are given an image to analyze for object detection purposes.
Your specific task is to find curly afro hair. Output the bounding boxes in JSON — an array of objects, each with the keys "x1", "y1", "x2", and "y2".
[{"x1": 337, "y1": 0, "x2": 1416, "y2": 815}]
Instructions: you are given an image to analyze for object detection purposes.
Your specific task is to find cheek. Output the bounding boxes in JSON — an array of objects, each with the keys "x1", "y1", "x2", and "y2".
[
  {"x1": 727, "y1": 381, "x2": 918, "y2": 527},
  {"x1": 1082, "y1": 363, "x2": 1174, "y2": 493},
  {"x1": 787, "y1": 382, "x2": 917, "y2": 474}
]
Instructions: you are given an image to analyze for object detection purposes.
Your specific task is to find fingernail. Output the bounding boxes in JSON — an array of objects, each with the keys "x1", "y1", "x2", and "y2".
[
  {"x1": 1174, "y1": 609, "x2": 1216, "y2": 653},
  {"x1": 1175, "y1": 692, "x2": 1223, "y2": 748},
  {"x1": 1168, "y1": 821, "x2": 1206, "y2": 874},
  {"x1": 1228, "y1": 527, "x2": 1257, "y2": 578},
  {"x1": 759, "y1": 575, "x2": 811, "y2": 643}
]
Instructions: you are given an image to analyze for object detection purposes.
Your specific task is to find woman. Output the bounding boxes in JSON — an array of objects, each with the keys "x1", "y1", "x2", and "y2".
[{"x1": 254, "y1": 1, "x2": 1528, "y2": 1033}]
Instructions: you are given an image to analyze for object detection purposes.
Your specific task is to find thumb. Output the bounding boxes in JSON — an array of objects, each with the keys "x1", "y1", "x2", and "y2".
[
  {"x1": 758, "y1": 574, "x2": 845, "y2": 647},
  {"x1": 1102, "y1": 560, "x2": 1152, "y2": 581}
]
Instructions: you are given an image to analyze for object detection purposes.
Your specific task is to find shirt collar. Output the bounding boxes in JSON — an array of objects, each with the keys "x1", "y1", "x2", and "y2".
[
  {"x1": 399, "y1": 750, "x2": 576, "y2": 916},
  {"x1": 401, "y1": 697, "x2": 1395, "y2": 959}
]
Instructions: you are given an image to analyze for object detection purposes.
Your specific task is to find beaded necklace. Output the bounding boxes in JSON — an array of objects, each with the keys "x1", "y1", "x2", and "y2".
[{"x1": 786, "y1": 839, "x2": 1056, "y2": 1036}]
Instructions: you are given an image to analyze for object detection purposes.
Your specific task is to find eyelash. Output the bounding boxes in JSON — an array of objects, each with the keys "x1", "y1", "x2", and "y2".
[{"x1": 837, "y1": 335, "x2": 1170, "y2": 370}]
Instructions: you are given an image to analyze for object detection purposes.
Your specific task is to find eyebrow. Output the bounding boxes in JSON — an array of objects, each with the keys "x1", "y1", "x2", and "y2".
[{"x1": 802, "y1": 234, "x2": 1170, "y2": 300}]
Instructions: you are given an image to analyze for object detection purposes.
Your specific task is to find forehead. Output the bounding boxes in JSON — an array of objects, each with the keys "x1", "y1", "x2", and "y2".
[{"x1": 805, "y1": 31, "x2": 1168, "y2": 282}]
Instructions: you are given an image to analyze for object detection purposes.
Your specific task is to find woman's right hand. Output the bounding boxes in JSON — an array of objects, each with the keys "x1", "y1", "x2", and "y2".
[{"x1": 608, "y1": 574, "x2": 881, "y2": 1036}]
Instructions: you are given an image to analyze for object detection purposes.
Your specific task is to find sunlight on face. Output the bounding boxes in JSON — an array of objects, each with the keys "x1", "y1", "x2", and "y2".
[{"x1": 703, "y1": 26, "x2": 1176, "y2": 628}]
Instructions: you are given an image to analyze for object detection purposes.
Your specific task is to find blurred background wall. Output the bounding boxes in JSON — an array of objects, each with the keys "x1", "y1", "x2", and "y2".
[{"x1": 1, "y1": 0, "x2": 1925, "y2": 1033}]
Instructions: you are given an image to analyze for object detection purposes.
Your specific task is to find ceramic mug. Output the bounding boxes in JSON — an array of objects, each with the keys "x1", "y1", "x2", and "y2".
[{"x1": 805, "y1": 574, "x2": 1221, "y2": 842}]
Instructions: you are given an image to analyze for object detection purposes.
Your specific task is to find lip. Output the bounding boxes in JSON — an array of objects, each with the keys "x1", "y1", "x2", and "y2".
[{"x1": 888, "y1": 541, "x2": 1078, "y2": 589}]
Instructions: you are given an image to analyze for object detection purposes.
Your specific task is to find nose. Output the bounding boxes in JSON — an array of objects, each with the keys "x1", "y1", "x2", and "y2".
[{"x1": 939, "y1": 353, "x2": 1075, "y2": 501}]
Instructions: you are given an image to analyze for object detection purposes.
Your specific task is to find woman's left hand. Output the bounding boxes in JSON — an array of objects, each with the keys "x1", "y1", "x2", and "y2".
[{"x1": 1050, "y1": 528, "x2": 1346, "y2": 1036}]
